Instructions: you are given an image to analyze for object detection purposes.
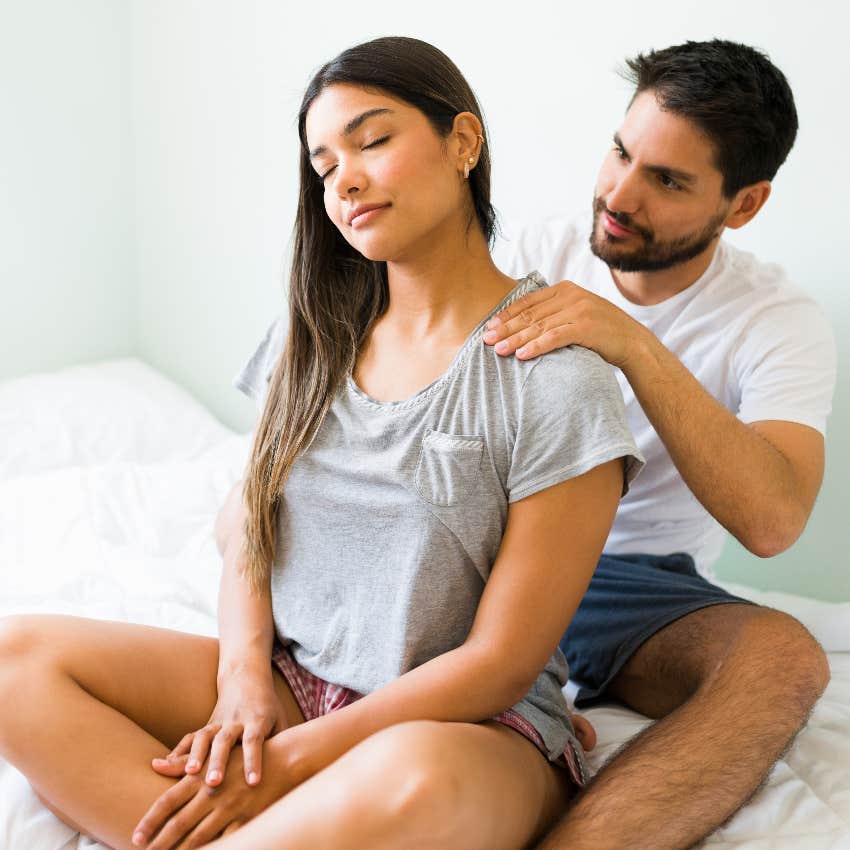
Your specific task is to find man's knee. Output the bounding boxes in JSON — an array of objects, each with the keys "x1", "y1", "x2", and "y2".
[
  {"x1": 717, "y1": 607, "x2": 830, "y2": 710},
  {"x1": 611, "y1": 603, "x2": 830, "y2": 719}
]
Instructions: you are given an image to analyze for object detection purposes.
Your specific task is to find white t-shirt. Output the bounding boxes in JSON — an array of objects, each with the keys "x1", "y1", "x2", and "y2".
[{"x1": 493, "y1": 215, "x2": 837, "y2": 578}]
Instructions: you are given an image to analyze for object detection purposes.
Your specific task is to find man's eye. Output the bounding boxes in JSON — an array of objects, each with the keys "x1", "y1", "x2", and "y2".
[{"x1": 659, "y1": 174, "x2": 681, "y2": 190}]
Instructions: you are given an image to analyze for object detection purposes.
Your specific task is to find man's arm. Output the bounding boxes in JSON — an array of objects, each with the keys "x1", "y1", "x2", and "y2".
[
  {"x1": 622, "y1": 332, "x2": 823, "y2": 556},
  {"x1": 482, "y1": 282, "x2": 825, "y2": 557}
]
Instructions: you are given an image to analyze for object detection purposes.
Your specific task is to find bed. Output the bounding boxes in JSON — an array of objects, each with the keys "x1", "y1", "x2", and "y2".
[{"x1": 1, "y1": 359, "x2": 848, "y2": 850}]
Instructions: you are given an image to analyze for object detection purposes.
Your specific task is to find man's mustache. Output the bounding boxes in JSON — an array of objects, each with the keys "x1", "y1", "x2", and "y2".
[{"x1": 593, "y1": 197, "x2": 653, "y2": 241}]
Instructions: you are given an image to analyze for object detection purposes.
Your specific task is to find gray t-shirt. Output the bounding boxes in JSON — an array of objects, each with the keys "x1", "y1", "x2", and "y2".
[{"x1": 234, "y1": 271, "x2": 643, "y2": 765}]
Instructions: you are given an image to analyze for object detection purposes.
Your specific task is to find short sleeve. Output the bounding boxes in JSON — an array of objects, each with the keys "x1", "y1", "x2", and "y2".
[
  {"x1": 507, "y1": 346, "x2": 644, "y2": 503},
  {"x1": 232, "y1": 314, "x2": 288, "y2": 412},
  {"x1": 734, "y1": 299, "x2": 837, "y2": 436}
]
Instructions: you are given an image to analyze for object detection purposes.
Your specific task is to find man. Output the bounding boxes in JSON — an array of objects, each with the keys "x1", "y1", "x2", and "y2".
[{"x1": 488, "y1": 39, "x2": 837, "y2": 850}]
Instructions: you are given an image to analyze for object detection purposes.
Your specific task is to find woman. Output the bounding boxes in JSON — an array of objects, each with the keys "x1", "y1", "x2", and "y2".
[{"x1": 0, "y1": 37, "x2": 641, "y2": 850}]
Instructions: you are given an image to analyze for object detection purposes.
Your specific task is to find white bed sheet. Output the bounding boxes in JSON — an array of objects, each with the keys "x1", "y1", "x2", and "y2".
[{"x1": 1, "y1": 359, "x2": 848, "y2": 850}]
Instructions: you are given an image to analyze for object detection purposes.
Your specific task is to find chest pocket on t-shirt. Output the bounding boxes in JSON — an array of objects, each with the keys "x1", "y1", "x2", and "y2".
[{"x1": 414, "y1": 429, "x2": 485, "y2": 507}]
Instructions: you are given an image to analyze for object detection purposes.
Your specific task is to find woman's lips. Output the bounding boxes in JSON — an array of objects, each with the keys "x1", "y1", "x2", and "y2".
[
  {"x1": 350, "y1": 205, "x2": 390, "y2": 229},
  {"x1": 603, "y1": 212, "x2": 637, "y2": 238}
]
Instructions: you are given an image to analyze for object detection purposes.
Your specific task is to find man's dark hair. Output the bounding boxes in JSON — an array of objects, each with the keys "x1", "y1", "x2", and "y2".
[{"x1": 622, "y1": 39, "x2": 798, "y2": 197}]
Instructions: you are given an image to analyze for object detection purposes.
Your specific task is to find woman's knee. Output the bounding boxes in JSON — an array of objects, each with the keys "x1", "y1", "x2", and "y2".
[
  {"x1": 0, "y1": 616, "x2": 58, "y2": 741},
  {"x1": 339, "y1": 721, "x2": 467, "y2": 844},
  {"x1": 0, "y1": 615, "x2": 55, "y2": 679},
  {"x1": 0, "y1": 613, "x2": 42, "y2": 654}
]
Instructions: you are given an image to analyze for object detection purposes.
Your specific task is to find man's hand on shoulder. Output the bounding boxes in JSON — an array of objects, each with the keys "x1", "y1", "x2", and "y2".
[{"x1": 482, "y1": 279, "x2": 650, "y2": 370}]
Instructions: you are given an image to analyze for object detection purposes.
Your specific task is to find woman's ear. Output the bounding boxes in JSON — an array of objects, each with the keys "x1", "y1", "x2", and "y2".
[
  {"x1": 725, "y1": 181, "x2": 772, "y2": 230},
  {"x1": 451, "y1": 112, "x2": 484, "y2": 176}
]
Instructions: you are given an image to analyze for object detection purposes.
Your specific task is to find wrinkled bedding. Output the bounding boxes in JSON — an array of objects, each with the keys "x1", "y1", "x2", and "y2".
[{"x1": 1, "y1": 359, "x2": 848, "y2": 849}]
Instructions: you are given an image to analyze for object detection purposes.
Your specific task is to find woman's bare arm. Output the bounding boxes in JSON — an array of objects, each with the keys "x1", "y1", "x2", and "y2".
[
  {"x1": 155, "y1": 477, "x2": 281, "y2": 787},
  {"x1": 214, "y1": 479, "x2": 275, "y2": 681},
  {"x1": 271, "y1": 457, "x2": 623, "y2": 783}
]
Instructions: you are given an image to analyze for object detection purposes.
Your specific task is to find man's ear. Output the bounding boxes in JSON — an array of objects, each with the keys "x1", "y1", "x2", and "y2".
[{"x1": 725, "y1": 181, "x2": 772, "y2": 230}]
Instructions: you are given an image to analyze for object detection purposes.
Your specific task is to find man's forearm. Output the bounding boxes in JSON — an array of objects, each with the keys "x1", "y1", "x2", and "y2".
[{"x1": 623, "y1": 329, "x2": 807, "y2": 555}]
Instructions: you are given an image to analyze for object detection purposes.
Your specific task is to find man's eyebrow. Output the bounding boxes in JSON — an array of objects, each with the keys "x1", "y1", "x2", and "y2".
[
  {"x1": 613, "y1": 132, "x2": 698, "y2": 185},
  {"x1": 309, "y1": 108, "x2": 394, "y2": 159}
]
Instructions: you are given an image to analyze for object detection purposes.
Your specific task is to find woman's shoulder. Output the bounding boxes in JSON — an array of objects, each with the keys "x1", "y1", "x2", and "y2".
[{"x1": 485, "y1": 272, "x2": 613, "y2": 389}]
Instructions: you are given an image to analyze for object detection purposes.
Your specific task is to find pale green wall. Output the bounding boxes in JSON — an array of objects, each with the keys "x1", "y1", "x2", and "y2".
[
  {"x1": 4, "y1": 0, "x2": 848, "y2": 600},
  {"x1": 0, "y1": 1, "x2": 135, "y2": 379}
]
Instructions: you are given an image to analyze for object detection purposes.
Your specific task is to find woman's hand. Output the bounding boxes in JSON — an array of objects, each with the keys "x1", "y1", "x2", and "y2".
[
  {"x1": 482, "y1": 278, "x2": 648, "y2": 370},
  {"x1": 133, "y1": 742, "x2": 294, "y2": 850},
  {"x1": 151, "y1": 669, "x2": 287, "y2": 788}
]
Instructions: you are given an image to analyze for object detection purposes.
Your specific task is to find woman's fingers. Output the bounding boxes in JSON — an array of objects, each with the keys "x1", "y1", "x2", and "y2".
[
  {"x1": 132, "y1": 777, "x2": 199, "y2": 848},
  {"x1": 151, "y1": 753, "x2": 191, "y2": 777},
  {"x1": 205, "y1": 725, "x2": 242, "y2": 786},
  {"x1": 175, "y1": 811, "x2": 228, "y2": 850},
  {"x1": 240, "y1": 726, "x2": 265, "y2": 786},
  {"x1": 166, "y1": 732, "x2": 194, "y2": 761},
  {"x1": 221, "y1": 821, "x2": 243, "y2": 836},
  {"x1": 185, "y1": 724, "x2": 221, "y2": 775}
]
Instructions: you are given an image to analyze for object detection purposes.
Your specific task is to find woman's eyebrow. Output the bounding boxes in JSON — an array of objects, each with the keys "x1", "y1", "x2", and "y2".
[{"x1": 309, "y1": 108, "x2": 394, "y2": 159}]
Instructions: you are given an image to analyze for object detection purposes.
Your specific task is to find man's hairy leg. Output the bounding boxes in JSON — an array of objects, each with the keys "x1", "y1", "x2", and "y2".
[{"x1": 537, "y1": 604, "x2": 830, "y2": 850}]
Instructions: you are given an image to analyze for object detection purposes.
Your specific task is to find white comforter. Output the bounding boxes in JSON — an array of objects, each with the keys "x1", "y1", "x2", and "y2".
[{"x1": 1, "y1": 359, "x2": 848, "y2": 850}]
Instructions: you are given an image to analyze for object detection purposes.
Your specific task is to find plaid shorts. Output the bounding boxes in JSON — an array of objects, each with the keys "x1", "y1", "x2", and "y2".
[{"x1": 272, "y1": 642, "x2": 586, "y2": 788}]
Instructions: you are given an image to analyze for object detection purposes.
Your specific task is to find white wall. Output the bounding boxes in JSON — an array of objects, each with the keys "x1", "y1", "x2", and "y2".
[
  {"x1": 4, "y1": 0, "x2": 847, "y2": 599},
  {"x1": 0, "y1": 0, "x2": 135, "y2": 379}
]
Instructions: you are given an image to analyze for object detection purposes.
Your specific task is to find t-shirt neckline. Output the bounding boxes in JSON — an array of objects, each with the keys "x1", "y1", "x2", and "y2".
[
  {"x1": 598, "y1": 241, "x2": 726, "y2": 320},
  {"x1": 346, "y1": 272, "x2": 544, "y2": 411}
]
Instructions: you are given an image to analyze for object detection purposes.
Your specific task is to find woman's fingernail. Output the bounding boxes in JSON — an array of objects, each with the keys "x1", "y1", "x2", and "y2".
[
  {"x1": 495, "y1": 341, "x2": 509, "y2": 353},
  {"x1": 516, "y1": 347, "x2": 527, "y2": 357},
  {"x1": 187, "y1": 760, "x2": 199, "y2": 771},
  {"x1": 483, "y1": 330, "x2": 497, "y2": 342},
  {"x1": 248, "y1": 771, "x2": 259, "y2": 785},
  {"x1": 487, "y1": 316, "x2": 501, "y2": 328},
  {"x1": 207, "y1": 769, "x2": 221, "y2": 783},
  {"x1": 132, "y1": 831, "x2": 145, "y2": 846}
]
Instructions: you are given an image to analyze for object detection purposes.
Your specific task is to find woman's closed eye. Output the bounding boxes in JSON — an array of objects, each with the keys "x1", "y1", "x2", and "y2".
[{"x1": 319, "y1": 136, "x2": 392, "y2": 181}]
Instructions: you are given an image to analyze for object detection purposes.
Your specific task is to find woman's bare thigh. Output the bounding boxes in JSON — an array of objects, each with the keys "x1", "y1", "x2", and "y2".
[
  {"x1": 219, "y1": 718, "x2": 575, "y2": 850},
  {"x1": 8, "y1": 614, "x2": 304, "y2": 748}
]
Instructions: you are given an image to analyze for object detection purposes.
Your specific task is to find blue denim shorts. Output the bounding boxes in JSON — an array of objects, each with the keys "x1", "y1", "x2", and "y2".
[{"x1": 560, "y1": 552, "x2": 755, "y2": 707}]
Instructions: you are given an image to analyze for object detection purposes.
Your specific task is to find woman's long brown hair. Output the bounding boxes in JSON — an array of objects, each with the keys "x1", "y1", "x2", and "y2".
[{"x1": 241, "y1": 36, "x2": 497, "y2": 591}]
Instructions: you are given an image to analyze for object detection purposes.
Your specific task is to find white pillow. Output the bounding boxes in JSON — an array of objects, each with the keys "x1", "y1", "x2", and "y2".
[{"x1": 0, "y1": 358, "x2": 235, "y2": 479}]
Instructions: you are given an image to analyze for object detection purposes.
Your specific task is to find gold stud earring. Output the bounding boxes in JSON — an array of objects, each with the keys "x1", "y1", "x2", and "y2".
[{"x1": 464, "y1": 155, "x2": 475, "y2": 179}]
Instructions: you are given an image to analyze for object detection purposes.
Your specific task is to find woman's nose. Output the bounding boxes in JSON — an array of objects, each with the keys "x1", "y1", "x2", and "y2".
[{"x1": 331, "y1": 158, "x2": 365, "y2": 198}]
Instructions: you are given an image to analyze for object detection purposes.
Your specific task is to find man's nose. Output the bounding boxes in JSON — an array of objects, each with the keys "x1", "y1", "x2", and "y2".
[{"x1": 605, "y1": 167, "x2": 641, "y2": 215}]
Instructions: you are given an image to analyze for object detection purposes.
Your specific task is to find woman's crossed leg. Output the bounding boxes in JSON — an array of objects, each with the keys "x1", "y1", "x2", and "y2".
[
  {"x1": 0, "y1": 615, "x2": 574, "y2": 850},
  {"x1": 0, "y1": 614, "x2": 304, "y2": 850},
  {"x1": 202, "y1": 719, "x2": 575, "y2": 850}
]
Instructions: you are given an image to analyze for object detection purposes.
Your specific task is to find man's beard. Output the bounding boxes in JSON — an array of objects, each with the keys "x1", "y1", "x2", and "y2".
[{"x1": 589, "y1": 196, "x2": 727, "y2": 273}]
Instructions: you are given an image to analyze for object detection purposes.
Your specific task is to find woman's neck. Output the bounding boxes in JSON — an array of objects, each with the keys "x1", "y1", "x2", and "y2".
[{"x1": 382, "y1": 226, "x2": 515, "y2": 345}]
